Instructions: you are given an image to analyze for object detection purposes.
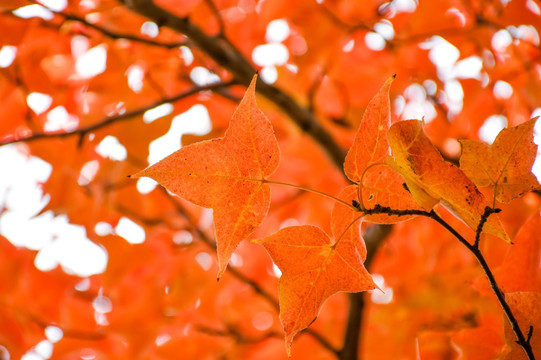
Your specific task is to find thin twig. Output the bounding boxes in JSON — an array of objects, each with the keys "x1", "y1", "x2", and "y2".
[
  {"x1": 0, "y1": 81, "x2": 236, "y2": 146},
  {"x1": 57, "y1": 11, "x2": 187, "y2": 48},
  {"x1": 474, "y1": 206, "x2": 501, "y2": 248},
  {"x1": 356, "y1": 204, "x2": 535, "y2": 359}
]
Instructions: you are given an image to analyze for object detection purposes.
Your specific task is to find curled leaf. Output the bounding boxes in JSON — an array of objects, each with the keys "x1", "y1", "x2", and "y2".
[{"x1": 386, "y1": 120, "x2": 510, "y2": 242}]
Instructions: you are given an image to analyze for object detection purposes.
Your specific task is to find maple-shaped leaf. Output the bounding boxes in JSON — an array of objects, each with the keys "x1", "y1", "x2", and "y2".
[
  {"x1": 459, "y1": 117, "x2": 540, "y2": 203},
  {"x1": 343, "y1": 75, "x2": 421, "y2": 223},
  {"x1": 255, "y1": 213, "x2": 376, "y2": 355},
  {"x1": 344, "y1": 75, "x2": 395, "y2": 182},
  {"x1": 131, "y1": 75, "x2": 280, "y2": 278},
  {"x1": 386, "y1": 119, "x2": 510, "y2": 242},
  {"x1": 503, "y1": 292, "x2": 541, "y2": 359}
]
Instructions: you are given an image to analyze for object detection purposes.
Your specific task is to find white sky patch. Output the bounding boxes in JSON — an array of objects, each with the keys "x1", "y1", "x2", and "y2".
[
  {"x1": 195, "y1": 252, "x2": 213, "y2": 271},
  {"x1": 71, "y1": 35, "x2": 89, "y2": 58},
  {"x1": 265, "y1": 19, "x2": 290, "y2": 42},
  {"x1": 260, "y1": 66, "x2": 278, "y2": 84},
  {"x1": 493, "y1": 80, "x2": 513, "y2": 99},
  {"x1": 400, "y1": 83, "x2": 437, "y2": 122},
  {"x1": 95, "y1": 135, "x2": 127, "y2": 161},
  {"x1": 148, "y1": 104, "x2": 211, "y2": 164},
  {"x1": 190, "y1": 66, "x2": 220, "y2": 86},
  {"x1": 370, "y1": 273, "x2": 393, "y2": 304},
  {"x1": 155, "y1": 334, "x2": 172, "y2": 347},
  {"x1": 252, "y1": 43, "x2": 289, "y2": 67},
  {"x1": 479, "y1": 115, "x2": 507, "y2": 144},
  {"x1": 179, "y1": 46, "x2": 194, "y2": 66},
  {"x1": 252, "y1": 19, "x2": 292, "y2": 84},
  {"x1": 21, "y1": 351, "x2": 42, "y2": 360},
  {"x1": 45, "y1": 326, "x2": 63, "y2": 343},
  {"x1": 374, "y1": 20, "x2": 395, "y2": 40},
  {"x1": 34, "y1": 218, "x2": 108, "y2": 276},
  {"x1": 75, "y1": 44, "x2": 107, "y2": 79},
  {"x1": 78, "y1": 160, "x2": 100, "y2": 186},
  {"x1": 422, "y1": 36, "x2": 460, "y2": 76},
  {"x1": 13, "y1": 4, "x2": 53, "y2": 20},
  {"x1": 136, "y1": 177, "x2": 158, "y2": 194},
  {"x1": 0, "y1": 146, "x2": 107, "y2": 278},
  {"x1": 365, "y1": 32, "x2": 386, "y2": 51},
  {"x1": 126, "y1": 64, "x2": 145, "y2": 93},
  {"x1": 27, "y1": 92, "x2": 53, "y2": 115},
  {"x1": 115, "y1": 217, "x2": 145, "y2": 244},
  {"x1": 141, "y1": 21, "x2": 159, "y2": 38},
  {"x1": 492, "y1": 29, "x2": 513, "y2": 52},
  {"x1": 444, "y1": 79, "x2": 464, "y2": 114},
  {"x1": 37, "y1": 0, "x2": 67, "y2": 11},
  {"x1": 93, "y1": 294, "x2": 113, "y2": 313},
  {"x1": 419, "y1": 35, "x2": 476, "y2": 118},
  {"x1": 173, "y1": 230, "x2": 193, "y2": 245},
  {"x1": 34, "y1": 340, "x2": 53, "y2": 359},
  {"x1": 423, "y1": 79, "x2": 437, "y2": 96},
  {"x1": 453, "y1": 56, "x2": 483, "y2": 79},
  {"x1": 45, "y1": 106, "x2": 78, "y2": 132},
  {"x1": 393, "y1": 0, "x2": 417, "y2": 13},
  {"x1": 94, "y1": 221, "x2": 114, "y2": 236},
  {"x1": 507, "y1": 25, "x2": 540, "y2": 46},
  {"x1": 272, "y1": 263, "x2": 282, "y2": 277},
  {"x1": 527, "y1": 0, "x2": 541, "y2": 15},
  {"x1": 0, "y1": 45, "x2": 17, "y2": 68},
  {"x1": 143, "y1": 103, "x2": 173, "y2": 123},
  {"x1": 342, "y1": 39, "x2": 355, "y2": 52}
]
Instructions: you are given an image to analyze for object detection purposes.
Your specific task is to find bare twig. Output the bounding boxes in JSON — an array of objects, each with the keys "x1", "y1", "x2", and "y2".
[
  {"x1": 57, "y1": 11, "x2": 187, "y2": 48},
  {"x1": 0, "y1": 81, "x2": 236, "y2": 146}
]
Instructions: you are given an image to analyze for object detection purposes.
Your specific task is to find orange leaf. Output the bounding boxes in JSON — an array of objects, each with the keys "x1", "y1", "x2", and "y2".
[
  {"x1": 255, "y1": 223, "x2": 376, "y2": 355},
  {"x1": 342, "y1": 75, "x2": 421, "y2": 222},
  {"x1": 131, "y1": 75, "x2": 280, "y2": 278},
  {"x1": 459, "y1": 117, "x2": 540, "y2": 203},
  {"x1": 496, "y1": 212, "x2": 541, "y2": 293},
  {"x1": 386, "y1": 119, "x2": 510, "y2": 242},
  {"x1": 503, "y1": 292, "x2": 541, "y2": 360}
]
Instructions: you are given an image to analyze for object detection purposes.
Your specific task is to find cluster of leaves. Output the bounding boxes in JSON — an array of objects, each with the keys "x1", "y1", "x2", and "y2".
[
  {"x1": 1, "y1": 0, "x2": 541, "y2": 359},
  {"x1": 133, "y1": 74, "x2": 540, "y2": 357}
]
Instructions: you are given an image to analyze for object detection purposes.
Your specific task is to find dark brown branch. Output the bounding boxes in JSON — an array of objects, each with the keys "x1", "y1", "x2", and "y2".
[
  {"x1": 428, "y1": 211, "x2": 535, "y2": 360},
  {"x1": 352, "y1": 204, "x2": 536, "y2": 359},
  {"x1": 0, "y1": 81, "x2": 235, "y2": 146},
  {"x1": 118, "y1": 0, "x2": 347, "y2": 169},
  {"x1": 339, "y1": 224, "x2": 392, "y2": 360},
  {"x1": 474, "y1": 206, "x2": 501, "y2": 248}
]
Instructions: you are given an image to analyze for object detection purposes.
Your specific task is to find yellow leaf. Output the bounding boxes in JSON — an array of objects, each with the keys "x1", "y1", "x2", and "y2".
[
  {"x1": 386, "y1": 120, "x2": 510, "y2": 242},
  {"x1": 459, "y1": 117, "x2": 540, "y2": 203}
]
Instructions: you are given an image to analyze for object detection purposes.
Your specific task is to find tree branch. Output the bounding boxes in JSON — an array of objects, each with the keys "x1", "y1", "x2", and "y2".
[
  {"x1": 362, "y1": 204, "x2": 536, "y2": 360},
  {"x1": 118, "y1": 0, "x2": 347, "y2": 169},
  {"x1": 56, "y1": 11, "x2": 187, "y2": 48},
  {"x1": 338, "y1": 224, "x2": 392, "y2": 360},
  {"x1": 0, "y1": 81, "x2": 235, "y2": 146}
]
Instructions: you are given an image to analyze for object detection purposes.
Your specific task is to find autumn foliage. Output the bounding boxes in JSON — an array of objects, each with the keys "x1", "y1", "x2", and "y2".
[{"x1": 1, "y1": 0, "x2": 541, "y2": 359}]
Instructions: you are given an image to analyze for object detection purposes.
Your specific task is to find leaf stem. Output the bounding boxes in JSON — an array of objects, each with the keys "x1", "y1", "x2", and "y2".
[
  {"x1": 263, "y1": 180, "x2": 357, "y2": 210},
  {"x1": 358, "y1": 162, "x2": 389, "y2": 210},
  {"x1": 332, "y1": 214, "x2": 364, "y2": 248}
]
